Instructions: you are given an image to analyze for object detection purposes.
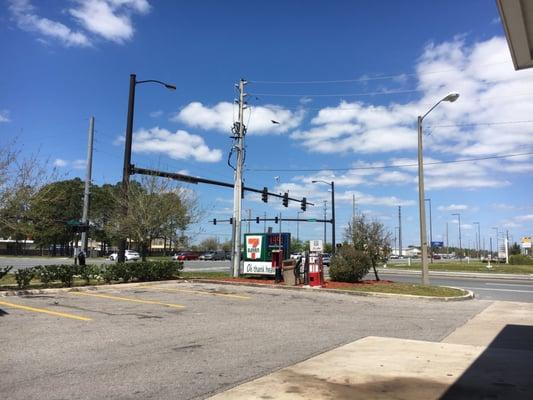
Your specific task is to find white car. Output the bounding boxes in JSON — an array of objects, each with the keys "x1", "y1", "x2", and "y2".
[{"x1": 108, "y1": 250, "x2": 140, "y2": 261}]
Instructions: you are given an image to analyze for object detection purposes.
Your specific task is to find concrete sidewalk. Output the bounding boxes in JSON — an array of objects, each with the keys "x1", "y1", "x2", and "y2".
[{"x1": 208, "y1": 301, "x2": 533, "y2": 399}]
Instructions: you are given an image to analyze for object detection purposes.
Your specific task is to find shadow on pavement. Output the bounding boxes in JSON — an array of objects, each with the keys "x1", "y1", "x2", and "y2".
[{"x1": 441, "y1": 324, "x2": 533, "y2": 399}]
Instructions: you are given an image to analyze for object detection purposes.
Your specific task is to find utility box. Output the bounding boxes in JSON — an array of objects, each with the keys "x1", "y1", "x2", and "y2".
[{"x1": 282, "y1": 259, "x2": 297, "y2": 286}]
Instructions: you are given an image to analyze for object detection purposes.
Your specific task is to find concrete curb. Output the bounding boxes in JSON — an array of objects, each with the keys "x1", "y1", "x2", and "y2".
[
  {"x1": 189, "y1": 279, "x2": 475, "y2": 302},
  {"x1": 0, "y1": 278, "x2": 474, "y2": 301},
  {"x1": 379, "y1": 268, "x2": 533, "y2": 280}
]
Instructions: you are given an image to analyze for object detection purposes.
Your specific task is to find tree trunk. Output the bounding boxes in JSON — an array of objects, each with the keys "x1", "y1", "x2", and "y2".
[{"x1": 372, "y1": 261, "x2": 380, "y2": 281}]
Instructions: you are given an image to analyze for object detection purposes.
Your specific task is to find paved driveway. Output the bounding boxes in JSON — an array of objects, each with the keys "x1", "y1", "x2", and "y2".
[{"x1": 1, "y1": 282, "x2": 487, "y2": 400}]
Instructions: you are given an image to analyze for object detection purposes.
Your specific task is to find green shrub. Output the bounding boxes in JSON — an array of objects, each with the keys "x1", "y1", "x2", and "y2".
[
  {"x1": 509, "y1": 254, "x2": 533, "y2": 265},
  {"x1": 77, "y1": 264, "x2": 105, "y2": 284},
  {"x1": 34, "y1": 265, "x2": 59, "y2": 287},
  {"x1": 14, "y1": 268, "x2": 35, "y2": 289},
  {"x1": 0, "y1": 266, "x2": 12, "y2": 280},
  {"x1": 329, "y1": 245, "x2": 372, "y2": 283},
  {"x1": 54, "y1": 265, "x2": 77, "y2": 287}
]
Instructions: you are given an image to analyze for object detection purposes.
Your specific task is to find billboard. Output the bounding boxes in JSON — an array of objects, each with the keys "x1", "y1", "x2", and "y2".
[
  {"x1": 243, "y1": 233, "x2": 291, "y2": 275},
  {"x1": 521, "y1": 236, "x2": 531, "y2": 249}
]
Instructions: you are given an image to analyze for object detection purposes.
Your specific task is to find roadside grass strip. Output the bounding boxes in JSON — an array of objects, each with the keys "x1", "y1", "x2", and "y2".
[
  {"x1": 137, "y1": 285, "x2": 251, "y2": 300},
  {"x1": 0, "y1": 300, "x2": 92, "y2": 321},
  {"x1": 71, "y1": 291, "x2": 185, "y2": 309}
]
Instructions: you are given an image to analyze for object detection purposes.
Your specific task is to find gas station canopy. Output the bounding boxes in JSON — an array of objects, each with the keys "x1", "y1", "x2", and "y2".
[{"x1": 497, "y1": 0, "x2": 533, "y2": 70}]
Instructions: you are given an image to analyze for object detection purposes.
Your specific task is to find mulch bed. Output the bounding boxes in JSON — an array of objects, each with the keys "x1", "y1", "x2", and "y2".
[{"x1": 205, "y1": 277, "x2": 393, "y2": 288}]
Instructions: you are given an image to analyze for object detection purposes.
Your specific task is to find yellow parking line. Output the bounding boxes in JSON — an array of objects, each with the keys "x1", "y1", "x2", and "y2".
[
  {"x1": 0, "y1": 300, "x2": 92, "y2": 321},
  {"x1": 138, "y1": 285, "x2": 251, "y2": 300},
  {"x1": 71, "y1": 291, "x2": 185, "y2": 309}
]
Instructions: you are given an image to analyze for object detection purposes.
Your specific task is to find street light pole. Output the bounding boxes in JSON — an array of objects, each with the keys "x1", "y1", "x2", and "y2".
[
  {"x1": 473, "y1": 222, "x2": 481, "y2": 259},
  {"x1": 493, "y1": 226, "x2": 499, "y2": 261},
  {"x1": 323, "y1": 200, "x2": 327, "y2": 246},
  {"x1": 452, "y1": 213, "x2": 462, "y2": 259},
  {"x1": 118, "y1": 74, "x2": 176, "y2": 263},
  {"x1": 418, "y1": 93, "x2": 459, "y2": 285}
]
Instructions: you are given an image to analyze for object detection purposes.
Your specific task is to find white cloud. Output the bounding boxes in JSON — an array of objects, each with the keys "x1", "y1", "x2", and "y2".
[
  {"x1": 437, "y1": 204, "x2": 469, "y2": 212},
  {"x1": 8, "y1": 0, "x2": 91, "y2": 47},
  {"x1": 69, "y1": 0, "x2": 150, "y2": 43},
  {"x1": 0, "y1": 110, "x2": 10, "y2": 123},
  {"x1": 173, "y1": 102, "x2": 304, "y2": 135},
  {"x1": 53, "y1": 158, "x2": 68, "y2": 167},
  {"x1": 8, "y1": 0, "x2": 150, "y2": 46},
  {"x1": 149, "y1": 110, "x2": 163, "y2": 118},
  {"x1": 131, "y1": 127, "x2": 222, "y2": 163},
  {"x1": 53, "y1": 158, "x2": 86, "y2": 169},
  {"x1": 515, "y1": 214, "x2": 533, "y2": 222}
]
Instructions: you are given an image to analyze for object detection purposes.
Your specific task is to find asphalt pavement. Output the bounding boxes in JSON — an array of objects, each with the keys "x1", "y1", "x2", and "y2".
[{"x1": 0, "y1": 281, "x2": 488, "y2": 400}]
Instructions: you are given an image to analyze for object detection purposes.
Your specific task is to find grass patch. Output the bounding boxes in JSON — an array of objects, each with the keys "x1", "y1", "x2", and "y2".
[
  {"x1": 333, "y1": 281, "x2": 466, "y2": 297},
  {"x1": 386, "y1": 261, "x2": 533, "y2": 274}
]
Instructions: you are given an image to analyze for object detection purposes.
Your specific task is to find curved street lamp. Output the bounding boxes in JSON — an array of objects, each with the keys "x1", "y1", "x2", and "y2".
[
  {"x1": 118, "y1": 74, "x2": 176, "y2": 263},
  {"x1": 418, "y1": 93, "x2": 459, "y2": 285}
]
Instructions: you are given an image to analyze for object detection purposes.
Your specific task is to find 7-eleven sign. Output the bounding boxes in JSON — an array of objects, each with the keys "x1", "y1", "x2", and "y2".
[{"x1": 246, "y1": 235, "x2": 263, "y2": 260}]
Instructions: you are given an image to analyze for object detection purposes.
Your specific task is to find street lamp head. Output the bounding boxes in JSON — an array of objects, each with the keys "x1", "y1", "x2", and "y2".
[
  {"x1": 311, "y1": 180, "x2": 317, "y2": 183},
  {"x1": 164, "y1": 84, "x2": 177, "y2": 90},
  {"x1": 443, "y1": 92, "x2": 460, "y2": 102}
]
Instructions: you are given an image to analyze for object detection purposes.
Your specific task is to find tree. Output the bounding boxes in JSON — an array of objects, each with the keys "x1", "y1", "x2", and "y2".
[
  {"x1": 220, "y1": 240, "x2": 232, "y2": 252},
  {"x1": 344, "y1": 214, "x2": 391, "y2": 281},
  {"x1": 106, "y1": 176, "x2": 198, "y2": 261},
  {"x1": 510, "y1": 242, "x2": 521, "y2": 256},
  {"x1": 329, "y1": 245, "x2": 371, "y2": 282},
  {"x1": 199, "y1": 237, "x2": 219, "y2": 251}
]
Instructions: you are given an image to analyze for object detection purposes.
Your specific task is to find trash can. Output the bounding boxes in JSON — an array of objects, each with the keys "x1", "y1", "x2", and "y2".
[{"x1": 282, "y1": 259, "x2": 297, "y2": 286}]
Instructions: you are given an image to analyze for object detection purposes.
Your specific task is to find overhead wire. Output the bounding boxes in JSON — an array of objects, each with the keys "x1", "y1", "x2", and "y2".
[{"x1": 245, "y1": 151, "x2": 533, "y2": 172}]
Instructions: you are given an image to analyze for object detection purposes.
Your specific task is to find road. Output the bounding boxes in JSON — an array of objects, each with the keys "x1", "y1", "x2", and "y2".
[{"x1": 2, "y1": 257, "x2": 532, "y2": 302}]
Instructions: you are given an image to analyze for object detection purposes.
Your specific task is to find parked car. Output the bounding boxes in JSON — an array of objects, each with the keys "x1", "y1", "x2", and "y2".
[
  {"x1": 108, "y1": 250, "x2": 140, "y2": 261},
  {"x1": 172, "y1": 251, "x2": 200, "y2": 261},
  {"x1": 199, "y1": 251, "x2": 226, "y2": 261}
]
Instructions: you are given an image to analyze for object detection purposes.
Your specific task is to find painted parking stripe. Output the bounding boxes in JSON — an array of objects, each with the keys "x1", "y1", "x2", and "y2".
[
  {"x1": 138, "y1": 285, "x2": 251, "y2": 300},
  {"x1": 71, "y1": 291, "x2": 185, "y2": 309},
  {"x1": 0, "y1": 300, "x2": 92, "y2": 321}
]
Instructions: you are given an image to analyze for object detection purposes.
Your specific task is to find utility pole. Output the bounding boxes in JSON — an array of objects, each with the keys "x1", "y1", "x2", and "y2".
[
  {"x1": 398, "y1": 206, "x2": 402, "y2": 257},
  {"x1": 473, "y1": 222, "x2": 481, "y2": 259},
  {"x1": 446, "y1": 222, "x2": 449, "y2": 257},
  {"x1": 247, "y1": 209, "x2": 251, "y2": 233},
  {"x1": 80, "y1": 116, "x2": 95, "y2": 254},
  {"x1": 452, "y1": 213, "x2": 462, "y2": 259},
  {"x1": 231, "y1": 79, "x2": 247, "y2": 278},
  {"x1": 263, "y1": 212, "x2": 266, "y2": 233}
]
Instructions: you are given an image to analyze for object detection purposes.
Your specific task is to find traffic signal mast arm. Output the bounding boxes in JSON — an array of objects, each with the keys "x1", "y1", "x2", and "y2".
[
  {"x1": 212, "y1": 217, "x2": 332, "y2": 224},
  {"x1": 131, "y1": 165, "x2": 314, "y2": 206}
]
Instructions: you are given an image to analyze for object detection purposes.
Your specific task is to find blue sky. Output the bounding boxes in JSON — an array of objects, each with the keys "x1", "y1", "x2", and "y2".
[{"x1": 1, "y1": 0, "x2": 532, "y2": 249}]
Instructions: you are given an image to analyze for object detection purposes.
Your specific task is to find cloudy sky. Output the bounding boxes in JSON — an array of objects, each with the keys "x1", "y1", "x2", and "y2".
[{"x1": 1, "y1": 0, "x2": 532, "y2": 248}]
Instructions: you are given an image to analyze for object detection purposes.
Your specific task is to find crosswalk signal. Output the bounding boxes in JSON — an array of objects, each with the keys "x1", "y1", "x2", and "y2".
[
  {"x1": 274, "y1": 216, "x2": 279, "y2": 224},
  {"x1": 261, "y1": 187, "x2": 268, "y2": 203},
  {"x1": 282, "y1": 192, "x2": 289, "y2": 207},
  {"x1": 301, "y1": 197, "x2": 307, "y2": 212},
  {"x1": 229, "y1": 217, "x2": 233, "y2": 225}
]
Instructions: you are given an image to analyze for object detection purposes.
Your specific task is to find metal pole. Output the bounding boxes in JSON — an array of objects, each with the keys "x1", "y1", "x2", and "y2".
[
  {"x1": 263, "y1": 212, "x2": 266, "y2": 233},
  {"x1": 118, "y1": 74, "x2": 136, "y2": 263},
  {"x1": 80, "y1": 116, "x2": 94, "y2": 254},
  {"x1": 417, "y1": 116, "x2": 429, "y2": 285},
  {"x1": 398, "y1": 206, "x2": 402, "y2": 258},
  {"x1": 296, "y1": 212, "x2": 301, "y2": 242},
  {"x1": 458, "y1": 214, "x2": 462, "y2": 258},
  {"x1": 323, "y1": 200, "x2": 327, "y2": 247},
  {"x1": 446, "y1": 222, "x2": 449, "y2": 257},
  {"x1": 247, "y1": 209, "x2": 251, "y2": 233},
  {"x1": 231, "y1": 79, "x2": 246, "y2": 278},
  {"x1": 493, "y1": 227, "x2": 499, "y2": 261},
  {"x1": 331, "y1": 181, "x2": 336, "y2": 254}
]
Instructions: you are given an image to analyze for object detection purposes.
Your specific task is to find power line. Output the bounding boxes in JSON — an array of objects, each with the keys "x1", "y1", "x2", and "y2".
[
  {"x1": 249, "y1": 61, "x2": 509, "y2": 85},
  {"x1": 250, "y1": 88, "x2": 421, "y2": 98},
  {"x1": 246, "y1": 151, "x2": 533, "y2": 172}
]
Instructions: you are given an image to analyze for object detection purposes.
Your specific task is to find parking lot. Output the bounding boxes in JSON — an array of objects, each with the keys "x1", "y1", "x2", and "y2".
[{"x1": 1, "y1": 282, "x2": 487, "y2": 400}]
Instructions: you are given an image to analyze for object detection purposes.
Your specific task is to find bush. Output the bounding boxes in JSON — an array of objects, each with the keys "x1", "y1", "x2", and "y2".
[
  {"x1": 104, "y1": 261, "x2": 183, "y2": 283},
  {"x1": 509, "y1": 254, "x2": 533, "y2": 265},
  {"x1": 0, "y1": 266, "x2": 12, "y2": 280},
  {"x1": 329, "y1": 245, "x2": 372, "y2": 283},
  {"x1": 14, "y1": 268, "x2": 35, "y2": 289}
]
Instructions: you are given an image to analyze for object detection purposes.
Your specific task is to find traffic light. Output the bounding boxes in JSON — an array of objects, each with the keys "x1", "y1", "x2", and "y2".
[
  {"x1": 261, "y1": 187, "x2": 268, "y2": 203},
  {"x1": 229, "y1": 217, "x2": 233, "y2": 225},
  {"x1": 213, "y1": 219, "x2": 217, "y2": 225},
  {"x1": 301, "y1": 197, "x2": 307, "y2": 211},
  {"x1": 256, "y1": 217, "x2": 260, "y2": 224},
  {"x1": 282, "y1": 192, "x2": 289, "y2": 207},
  {"x1": 274, "y1": 216, "x2": 279, "y2": 224}
]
